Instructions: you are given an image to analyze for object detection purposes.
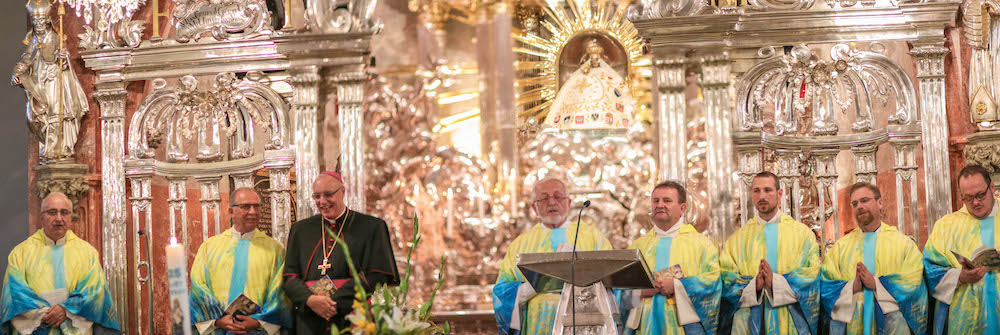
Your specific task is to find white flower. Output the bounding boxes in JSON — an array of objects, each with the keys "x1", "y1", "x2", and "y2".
[{"x1": 382, "y1": 307, "x2": 430, "y2": 335}]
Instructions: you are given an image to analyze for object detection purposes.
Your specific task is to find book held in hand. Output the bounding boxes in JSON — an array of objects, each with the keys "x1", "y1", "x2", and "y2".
[
  {"x1": 224, "y1": 294, "x2": 261, "y2": 316},
  {"x1": 654, "y1": 264, "x2": 685, "y2": 282},
  {"x1": 952, "y1": 246, "x2": 1000, "y2": 271}
]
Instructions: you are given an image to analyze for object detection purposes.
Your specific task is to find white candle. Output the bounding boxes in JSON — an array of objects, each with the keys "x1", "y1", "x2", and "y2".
[{"x1": 166, "y1": 237, "x2": 192, "y2": 335}]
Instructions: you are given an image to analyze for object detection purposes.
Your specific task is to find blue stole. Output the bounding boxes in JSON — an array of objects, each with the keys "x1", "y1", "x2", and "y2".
[
  {"x1": 650, "y1": 236, "x2": 674, "y2": 335},
  {"x1": 764, "y1": 222, "x2": 780, "y2": 332},
  {"x1": 51, "y1": 244, "x2": 66, "y2": 290},
  {"x1": 982, "y1": 217, "x2": 999, "y2": 335},
  {"x1": 862, "y1": 232, "x2": 877, "y2": 335},
  {"x1": 227, "y1": 238, "x2": 251, "y2": 305},
  {"x1": 550, "y1": 228, "x2": 567, "y2": 252}
]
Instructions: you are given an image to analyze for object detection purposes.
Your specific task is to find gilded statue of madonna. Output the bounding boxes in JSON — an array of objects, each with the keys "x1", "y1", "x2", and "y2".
[{"x1": 544, "y1": 38, "x2": 635, "y2": 130}]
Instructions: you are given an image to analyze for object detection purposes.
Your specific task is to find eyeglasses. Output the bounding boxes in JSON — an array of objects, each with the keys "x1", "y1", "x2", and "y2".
[
  {"x1": 231, "y1": 203, "x2": 262, "y2": 210},
  {"x1": 962, "y1": 190, "x2": 991, "y2": 204},
  {"x1": 311, "y1": 187, "x2": 344, "y2": 200},
  {"x1": 850, "y1": 197, "x2": 877, "y2": 208},
  {"x1": 43, "y1": 209, "x2": 71, "y2": 217},
  {"x1": 534, "y1": 196, "x2": 568, "y2": 204}
]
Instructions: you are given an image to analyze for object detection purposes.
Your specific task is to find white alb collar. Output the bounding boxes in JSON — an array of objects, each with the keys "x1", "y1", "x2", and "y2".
[
  {"x1": 653, "y1": 222, "x2": 682, "y2": 238},
  {"x1": 44, "y1": 234, "x2": 66, "y2": 246},
  {"x1": 755, "y1": 210, "x2": 784, "y2": 225},
  {"x1": 232, "y1": 228, "x2": 255, "y2": 240},
  {"x1": 543, "y1": 218, "x2": 572, "y2": 230}
]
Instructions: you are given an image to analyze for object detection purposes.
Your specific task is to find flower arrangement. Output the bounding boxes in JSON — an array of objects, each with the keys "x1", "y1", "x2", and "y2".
[{"x1": 329, "y1": 216, "x2": 450, "y2": 335}]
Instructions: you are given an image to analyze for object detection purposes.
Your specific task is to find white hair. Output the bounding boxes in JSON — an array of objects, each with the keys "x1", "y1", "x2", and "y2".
[
  {"x1": 41, "y1": 192, "x2": 72, "y2": 211},
  {"x1": 532, "y1": 176, "x2": 568, "y2": 202}
]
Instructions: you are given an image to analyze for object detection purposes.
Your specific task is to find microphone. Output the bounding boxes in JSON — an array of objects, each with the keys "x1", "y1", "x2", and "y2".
[{"x1": 570, "y1": 200, "x2": 591, "y2": 335}]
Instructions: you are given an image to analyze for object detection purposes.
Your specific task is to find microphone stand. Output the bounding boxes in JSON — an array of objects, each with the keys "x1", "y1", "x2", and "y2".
[{"x1": 570, "y1": 200, "x2": 590, "y2": 335}]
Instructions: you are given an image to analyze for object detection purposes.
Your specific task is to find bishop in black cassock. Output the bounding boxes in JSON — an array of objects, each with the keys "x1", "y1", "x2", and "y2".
[{"x1": 283, "y1": 172, "x2": 399, "y2": 334}]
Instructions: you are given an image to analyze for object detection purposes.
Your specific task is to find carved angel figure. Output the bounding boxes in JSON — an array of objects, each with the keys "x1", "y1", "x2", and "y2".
[{"x1": 12, "y1": 0, "x2": 88, "y2": 162}]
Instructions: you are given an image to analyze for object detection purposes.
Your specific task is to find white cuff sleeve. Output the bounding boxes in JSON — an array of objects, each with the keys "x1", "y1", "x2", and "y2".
[
  {"x1": 673, "y1": 279, "x2": 700, "y2": 325},
  {"x1": 831, "y1": 280, "x2": 857, "y2": 323},
  {"x1": 260, "y1": 319, "x2": 281, "y2": 335},
  {"x1": 64, "y1": 309, "x2": 94, "y2": 335},
  {"x1": 196, "y1": 319, "x2": 217, "y2": 335},
  {"x1": 874, "y1": 279, "x2": 899, "y2": 314},
  {"x1": 739, "y1": 276, "x2": 762, "y2": 308},
  {"x1": 932, "y1": 268, "x2": 961, "y2": 304},
  {"x1": 769, "y1": 273, "x2": 798, "y2": 307},
  {"x1": 10, "y1": 308, "x2": 45, "y2": 335},
  {"x1": 509, "y1": 282, "x2": 536, "y2": 330},
  {"x1": 625, "y1": 298, "x2": 643, "y2": 330}
]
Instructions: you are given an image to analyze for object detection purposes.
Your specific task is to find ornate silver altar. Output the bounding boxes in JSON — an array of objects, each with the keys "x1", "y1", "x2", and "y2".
[
  {"x1": 76, "y1": 0, "x2": 379, "y2": 332},
  {"x1": 631, "y1": 0, "x2": 959, "y2": 247}
]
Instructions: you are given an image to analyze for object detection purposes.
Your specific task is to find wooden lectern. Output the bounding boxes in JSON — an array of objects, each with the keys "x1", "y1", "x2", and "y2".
[{"x1": 517, "y1": 249, "x2": 654, "y2": 335}]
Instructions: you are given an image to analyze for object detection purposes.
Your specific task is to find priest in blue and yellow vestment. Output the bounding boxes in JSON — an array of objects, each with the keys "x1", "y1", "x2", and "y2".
[
  {"x1": 190, "y1": 188, "x2": 289, "y2": 334},
  {"x1": 820, "y1": 182, "x2": 926, "y2": 334},
  {"x1": 924, "y1": 165, "x2": 1000, "y2": 335},
  {"x1": 1, "y1": 192, "x2": 120, "y2": 334},
  {"x1": 493, "y1": 176, "x2": 613, "y2": 335},
  {"x1": 720, "y1": 171, "x2": 821, "y2": 335},
  {"x1": 620, "y1": 181, "x2": 720, "y2": 335}
]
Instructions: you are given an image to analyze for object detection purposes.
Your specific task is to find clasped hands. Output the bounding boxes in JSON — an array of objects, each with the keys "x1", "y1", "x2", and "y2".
[
  {"x1": 307, "y1": 294, "x2": 338, "y2": 321},
  {"x1": 41, "y1": 305, "x2": 67, "y2": 328},
  {"x1": 852, "y1": 262, "x2": 877, "y2": 294},
  {"x1": 641, "y1": 277, "x2": 675, "y2": 298},
  {"x1": 214, "y1": 315, "x2": 262, "y2": 334},
  {"x1": 755, "y1": 260, "x2": 774, "y2": 293}
]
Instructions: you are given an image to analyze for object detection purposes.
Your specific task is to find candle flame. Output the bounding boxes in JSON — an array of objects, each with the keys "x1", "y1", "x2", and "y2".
[{"x1": 169, "y1": 236, "x2": 178, "y2": 245}]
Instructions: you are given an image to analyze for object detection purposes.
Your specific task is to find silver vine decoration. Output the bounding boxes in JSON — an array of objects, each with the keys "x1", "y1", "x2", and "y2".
[
  {"x1": 173, "y1": 0, "x2": 272, "y2": 42},
  {"x1": 129, "y1": 73, "x2": 290, "y2": 162}
]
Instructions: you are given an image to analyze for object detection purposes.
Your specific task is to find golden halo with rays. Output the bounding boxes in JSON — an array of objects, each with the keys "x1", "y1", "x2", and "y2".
[{"x1": 513, "y1": 0, "x2": 649, "y2": 125}]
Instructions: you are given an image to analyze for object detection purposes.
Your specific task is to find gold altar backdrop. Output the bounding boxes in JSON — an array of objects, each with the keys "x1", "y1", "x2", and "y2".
[{"x1": 9, "y1": 0, "x2": 1000, "y2": 333}]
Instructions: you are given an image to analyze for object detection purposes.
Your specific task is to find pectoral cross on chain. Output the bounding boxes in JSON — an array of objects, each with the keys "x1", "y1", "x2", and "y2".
[{"x1": 318, "y1": 258, "x2": 332, "y2": 275}]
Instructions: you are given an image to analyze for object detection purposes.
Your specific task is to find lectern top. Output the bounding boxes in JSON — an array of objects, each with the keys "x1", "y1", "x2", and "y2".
[{"x1": 516, "y1": 249, "x2": 654, "y2": 290}]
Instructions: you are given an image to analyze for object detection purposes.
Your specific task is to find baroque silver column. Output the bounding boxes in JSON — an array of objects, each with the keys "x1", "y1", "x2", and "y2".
[
  {"x1": 775, "y1": 149, "x2": 802, "y2": 221},
  {"x1": 654, "y1": 56, "x2": 688, "y2": 183},
  {"x1": 94, "y1": 83, "x2": 128, "y2": 334},
  {"x1": 699, "y1": 52, "x2": 737, "y2": 242},
  {"x1": 813, "y1": 148, "x2": 840, "y2": 251},
  {"x1": 910, "y1": 43, "x2": 953, "y2": 227},
  {"x1": 266, "y1": 164, "x2": 293, "y2": 246},
  {"x1": 853, "y1": 145, "x2": 878, "y2": 184},
  {"x1": 334, "y1": 71, "x2": 368, "y2": 211},
  {"x1": 476, "y1": 11, "x2": 518, "y2": 216},
  {"x1": 890, "y1": 133, "x2": 920, "y2": 240},
  {"x1": 734, "y1": 133, "x2": 762, "y2": 225},
  {"x1": 289, "y1": 66, "x2": 322, "y2": 217}
]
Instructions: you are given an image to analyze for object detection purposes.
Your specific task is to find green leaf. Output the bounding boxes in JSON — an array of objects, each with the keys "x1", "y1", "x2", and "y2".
[{"x1": 419, "y1": 256, "x2": 448, "y2": 320}]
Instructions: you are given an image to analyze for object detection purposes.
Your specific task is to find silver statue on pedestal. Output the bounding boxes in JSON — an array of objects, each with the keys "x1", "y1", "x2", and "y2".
[{"x1": 12, "y1": 0, "x2": 89, "y2": 163}]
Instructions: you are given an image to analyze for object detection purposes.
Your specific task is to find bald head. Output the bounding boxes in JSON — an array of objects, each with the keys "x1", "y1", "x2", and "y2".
[{"x1": 313, "y1": 174, "x2": 347, "y2": 220}]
